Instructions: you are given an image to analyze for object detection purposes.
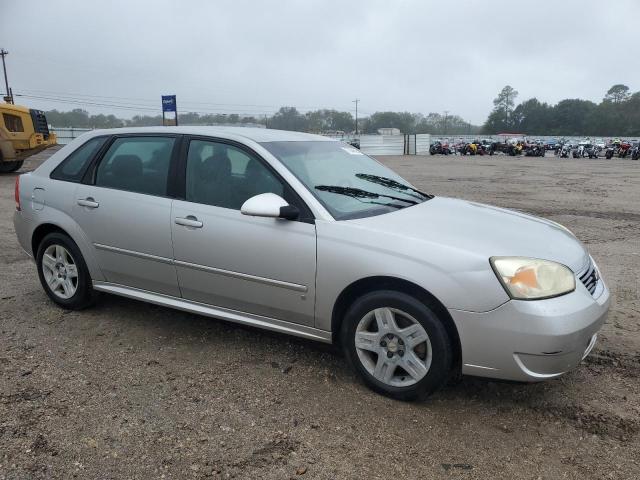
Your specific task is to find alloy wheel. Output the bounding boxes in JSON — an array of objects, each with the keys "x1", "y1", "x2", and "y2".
[
  {"x1": 354, "y1": 307, "x2": 432, "y2": 387},
  {"x1": 41, "y1": 244, "x2": 79, "y2": 300}
]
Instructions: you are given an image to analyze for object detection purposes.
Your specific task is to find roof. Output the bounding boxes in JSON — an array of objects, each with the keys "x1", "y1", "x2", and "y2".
[
  {"x1": 87, "y1": 126, "x2": 335, "y2": 143},
  {"x1": 0, "y1": 103, "x2": 31, "y2": 114}
]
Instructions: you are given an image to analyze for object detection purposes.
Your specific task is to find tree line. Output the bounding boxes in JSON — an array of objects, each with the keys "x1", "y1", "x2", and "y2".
[
  {"x1": 43, "y1": 83, "x2": 639, "y2": 136},
  {"x1": 484, "y1": 84, "x2": 640, "y2": 136},
  {"x1": 44, "y1": 106, "x2": 479, "y2": 135},
  {"x1": 44, "y1": 109, "x2": 266, "y2": 129}
]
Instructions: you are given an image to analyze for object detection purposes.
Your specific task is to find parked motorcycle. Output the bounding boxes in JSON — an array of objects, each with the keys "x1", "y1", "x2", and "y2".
[
  {"x1": 429, "y1": 141, "x2": 451, "y2": 155},
  {"x1": 506, "y1": 141, "x2": 523, "y2": 156},
  {"x1": 486, "y1": 141, "x2": 507, "y2": 155},
  {"x1": 524, "y1": 141, "x2": 545, "y2": 157},
  {"x1": 459, "y1": 141, "x2": 489, "y2": 156},
  {"x1": 631, "y1": 142, "x2": 640, "y2": 160},
  {"x1": 604, "y1": 143, "x2": 616, "y2": 159},
  {"x1": 619, "y1": 141, "x2": 631, "y2": 158},
  {"x1": 459, "y1": 142, "x2": 476, "y2": 155},
  {"x1": 480, "y1": 139, "x2": 494, "y2": 154},
  {"x1": 586, "y1": 145, "x2": 601, "y2": 158},
  {"x1": 558, "y1": 143, "x2": 572, "y2": 158}
]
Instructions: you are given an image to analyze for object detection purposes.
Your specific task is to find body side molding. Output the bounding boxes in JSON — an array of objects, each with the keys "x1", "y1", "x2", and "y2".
[{"x1": 93, "y1": 243, "x2": 307, "y2": 292}]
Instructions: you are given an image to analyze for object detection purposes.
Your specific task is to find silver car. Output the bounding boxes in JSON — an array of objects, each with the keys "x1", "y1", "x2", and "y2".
[{"x1": 13, "y1": 127, "x2": 610, "y2": 400}]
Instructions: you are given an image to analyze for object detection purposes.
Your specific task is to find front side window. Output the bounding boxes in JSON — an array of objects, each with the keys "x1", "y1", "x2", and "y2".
[
  {"x1": 95, "y1": 137, "x2": 175, "y2": 196},
  {"x1": 51, "y1": 136, "x2": 108, "y2": 182},
  {"x1": 185, "y1": 140, "x2": 284, "y2": 210},
  {"x1": 2, "y1": 113, "x2": 24, "y2": 132},
  {"x1": 260, "y1": 141, "x2": 432, "y2": 220}
]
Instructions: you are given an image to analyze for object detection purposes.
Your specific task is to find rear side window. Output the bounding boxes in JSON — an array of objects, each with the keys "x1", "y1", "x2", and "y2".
[
  {"x1": 2, "y1": 113, "x2": 24, "y2": 132},
  {"x1": 51, "y1": 136, "x2": 108, "y2": 182},
  {"x1": 95, "y1": 137, "x2": 175, "y2": 196}
]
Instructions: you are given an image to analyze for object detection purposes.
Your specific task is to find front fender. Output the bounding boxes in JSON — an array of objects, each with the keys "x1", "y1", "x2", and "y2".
[{"x1": 314, "y1": 220, "x2": 509, "y2": 331}]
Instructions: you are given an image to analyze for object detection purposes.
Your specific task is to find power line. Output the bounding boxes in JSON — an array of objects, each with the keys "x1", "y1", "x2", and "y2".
[
  {"x1": 15, "y1": 94, "x2": 283, "y2": 116},
  {"x1": 16, "y1": 91, "x2": 373, "y2": 119},
  {"x1": 18, "y1": 88, "x2": 281, "y2": 108},
  {"x1": 16, "y1": 87, "x2": 358, "y2": 113}
]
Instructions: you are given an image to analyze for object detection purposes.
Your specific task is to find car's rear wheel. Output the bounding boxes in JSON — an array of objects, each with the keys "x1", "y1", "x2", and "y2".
[
  {"x1": 341, "y1": 290, "x2": 452, "y2": 401},
  {"x1": 36, "y1": 232, "x2": 94, "y2": 309}
]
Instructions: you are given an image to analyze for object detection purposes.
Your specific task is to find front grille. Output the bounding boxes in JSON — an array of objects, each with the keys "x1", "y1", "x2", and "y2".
[
  {"x1": 29, "y1": 109, "x2": 50, "y2": 140},
  {"x1": 578, "y1": 258, "x2": 599, "y2": 295}
]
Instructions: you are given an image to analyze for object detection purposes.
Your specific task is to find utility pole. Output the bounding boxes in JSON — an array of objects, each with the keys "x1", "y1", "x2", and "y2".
[
  {"x1": 353, "y1": 99, "x2": 359, "y2": 135},
  {"x1": 1, "y1": 49, "x2": 12, "y2": 104},
  {"x1": 443, "y1": 110, "x2": 449, "y2": 135}
]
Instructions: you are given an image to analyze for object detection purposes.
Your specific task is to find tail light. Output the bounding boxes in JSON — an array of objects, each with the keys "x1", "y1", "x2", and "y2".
[{"x1": 14, "y1": 175, "x2": 21, "y2": 211}]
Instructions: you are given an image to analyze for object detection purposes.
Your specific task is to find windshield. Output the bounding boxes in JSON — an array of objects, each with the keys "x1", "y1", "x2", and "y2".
[{"x1": 260, "y1": 141, "x2": 433, "y2": 220}]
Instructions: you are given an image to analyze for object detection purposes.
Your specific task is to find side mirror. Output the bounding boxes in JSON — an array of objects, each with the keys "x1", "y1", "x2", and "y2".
[{"x1": 240, "y1": 193, "x2": 299, "y2": 220}]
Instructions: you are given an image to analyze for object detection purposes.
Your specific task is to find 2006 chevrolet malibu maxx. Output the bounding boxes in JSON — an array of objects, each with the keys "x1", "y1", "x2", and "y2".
[{"x1": 13, "y1": 127, "x2": 610, "y2": 400}]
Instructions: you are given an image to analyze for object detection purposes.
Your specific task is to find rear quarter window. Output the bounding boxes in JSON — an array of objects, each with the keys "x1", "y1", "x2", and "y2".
[
  {"x1": 94, "y1": 136, "x2": 175, "y2": 196},
  {"x1": 51, "y1": 136, "x2": 108, "y2": 182}
]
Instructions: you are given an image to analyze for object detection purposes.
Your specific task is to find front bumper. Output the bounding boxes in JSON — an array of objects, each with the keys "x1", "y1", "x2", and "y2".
[{"x1": 449, "y1": 279, "x2": 610, "y2": 382}]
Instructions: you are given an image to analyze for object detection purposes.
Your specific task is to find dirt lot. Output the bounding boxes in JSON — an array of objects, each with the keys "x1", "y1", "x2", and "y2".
[{"x1": 1, "y1": 148, "x2": 639, "y2": 479}]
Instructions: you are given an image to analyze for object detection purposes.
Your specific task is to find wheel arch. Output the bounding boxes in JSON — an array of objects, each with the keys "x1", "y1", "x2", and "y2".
[
  {"x1": 331, "y1": 276, "x2": 461, "y2": 372},
  {"x1": 31, "y1": 223, "x2": 70, "y2": 257}
]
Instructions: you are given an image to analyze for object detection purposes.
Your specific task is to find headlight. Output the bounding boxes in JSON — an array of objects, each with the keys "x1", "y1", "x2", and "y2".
[{"x1": 490, "y1": 257, "x2": 576, "y2": 300}]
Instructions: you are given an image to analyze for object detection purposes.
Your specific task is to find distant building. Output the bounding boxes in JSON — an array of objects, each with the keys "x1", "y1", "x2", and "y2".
[{"x1": 377, "y1": 127, "x2": 401, "y2": 135}]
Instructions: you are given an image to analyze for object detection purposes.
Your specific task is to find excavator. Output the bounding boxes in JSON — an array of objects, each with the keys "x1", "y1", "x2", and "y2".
[{"x1": 0, "y1": 101, "x2": 57, "y2": 173}]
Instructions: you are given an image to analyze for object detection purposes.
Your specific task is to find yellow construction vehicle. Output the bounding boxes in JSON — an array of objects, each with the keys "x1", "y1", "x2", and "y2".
[{"x1": 0, "y1": 102, "x2": 57, "y2": 173}]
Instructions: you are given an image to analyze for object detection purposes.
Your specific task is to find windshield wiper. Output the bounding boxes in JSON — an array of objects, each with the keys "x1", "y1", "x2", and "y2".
[
  {"x1": 355, "y1": 173, "x2": 433, "y2": 200},
  {"x1": 315, "y1": 185, "x2": 418, "y2": 205}
]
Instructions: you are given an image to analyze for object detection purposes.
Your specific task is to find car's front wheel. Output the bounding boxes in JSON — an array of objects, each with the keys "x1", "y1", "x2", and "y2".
[
  {"x1": 0, "y1": 160, "x2": 24, "y2": 173},
  {"x1": 341, "y1": 291, "x2": 452, "y2": 401},
  {"x1": 36, "y1": 232, "x2": 95, "y2": 309}
]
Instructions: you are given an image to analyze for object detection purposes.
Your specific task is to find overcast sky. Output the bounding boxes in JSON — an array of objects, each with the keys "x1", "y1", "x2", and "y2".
[{"x1": 2, "y1": 0, "x2": 639, "y2": 124}]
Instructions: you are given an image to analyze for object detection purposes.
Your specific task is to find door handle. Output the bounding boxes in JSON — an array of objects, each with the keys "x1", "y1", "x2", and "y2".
[
  {"x1": 77, "y1": 197, "x2": 99, "y2": 208},
  {"x1": 175, "y1": 215, "x2": 203, "y2": 228}
]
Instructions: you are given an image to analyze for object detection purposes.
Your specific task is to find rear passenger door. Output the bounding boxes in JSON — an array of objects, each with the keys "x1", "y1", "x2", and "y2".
[{"x1": 72, "y1": 135, "x2": 181, "y2": 296}]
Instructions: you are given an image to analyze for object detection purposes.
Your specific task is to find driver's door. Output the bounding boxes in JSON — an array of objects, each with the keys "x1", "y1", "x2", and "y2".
[{"x1": 170, "y1": 138, "x2": 317, "y2": 326}]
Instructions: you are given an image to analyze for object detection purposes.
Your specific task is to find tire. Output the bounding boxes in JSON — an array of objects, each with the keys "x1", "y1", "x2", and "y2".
[
  {"x1": 340, "y1": 290, "x2": 453, "y2": 401},
  {"x1": 0, "y1": 160, "x2": 23, "y2": 173},
  {"x1": 36, "y1": 232, "x2": 95, "y2": 310}
]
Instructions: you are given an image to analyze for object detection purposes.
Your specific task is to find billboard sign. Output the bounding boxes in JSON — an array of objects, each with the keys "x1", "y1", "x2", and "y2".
[{"x1": 161, "y1": 95, "x2": 178, "y2": 126}]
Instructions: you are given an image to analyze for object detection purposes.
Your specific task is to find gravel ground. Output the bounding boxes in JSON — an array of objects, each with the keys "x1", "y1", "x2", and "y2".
[{"x1": 1, "y1": 148, "x2": 639, "y2": 479}]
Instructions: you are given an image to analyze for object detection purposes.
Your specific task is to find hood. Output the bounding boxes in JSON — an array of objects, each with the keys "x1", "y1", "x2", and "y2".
[{"x1": 350, "y1": 197, "x2": 589, "y2": 273}]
